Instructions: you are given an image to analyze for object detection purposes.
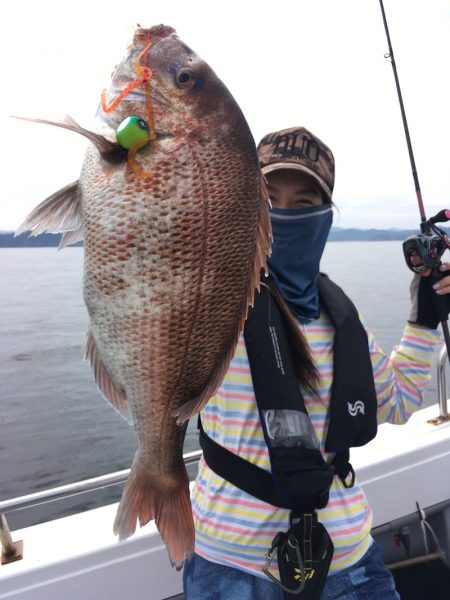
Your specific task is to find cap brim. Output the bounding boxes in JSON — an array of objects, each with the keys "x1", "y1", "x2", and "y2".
[{"x1": 262, "y1": 162, "x2": 332, "y2": 201}]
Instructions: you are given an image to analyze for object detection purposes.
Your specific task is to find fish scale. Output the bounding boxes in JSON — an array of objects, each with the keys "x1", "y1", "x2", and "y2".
[{"x1": 16, "y1": 24, "x2": 271, "y2": 568}]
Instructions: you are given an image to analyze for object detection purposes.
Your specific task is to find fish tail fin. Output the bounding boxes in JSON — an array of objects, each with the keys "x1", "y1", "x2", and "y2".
[{"x1": 113, "y1": 453, "x2": 194, "y2": 569}]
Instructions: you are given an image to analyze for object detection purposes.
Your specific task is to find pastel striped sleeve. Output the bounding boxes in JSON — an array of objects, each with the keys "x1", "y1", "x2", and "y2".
[{"x1": 365, "y1": 319, "x2": 442, "y2": 425}]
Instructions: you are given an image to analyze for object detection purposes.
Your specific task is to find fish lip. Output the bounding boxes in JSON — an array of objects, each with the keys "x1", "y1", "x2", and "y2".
[
  {"x1": 97, "y1": 83, "x2": 174, "y2": 138},
  {"x1": 108, "y1": 84, "x2": 172, "y2": 108}
]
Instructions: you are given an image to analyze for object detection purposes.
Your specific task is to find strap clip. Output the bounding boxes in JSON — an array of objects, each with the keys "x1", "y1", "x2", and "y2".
[
  {"x1": 332, "y1": 451, "x2": 356, "y2": 489},
  {"x1": 340, "y1": 463, "x2": 355, "y2": 488},
  {"x1": 262, "y1": 530, "x2": 306, "y2": 596}
]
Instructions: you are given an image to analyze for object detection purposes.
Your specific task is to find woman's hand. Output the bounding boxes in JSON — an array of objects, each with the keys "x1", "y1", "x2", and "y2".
[
  {"x1": 431, "y1": 263, "x2": 450, "y2": 295},
  {"x1": 409, "y1": 262, "x2": 450, "y2": 329},
  {"x1": 411, "y1": 254, "x2": 450, "y2": 296}
]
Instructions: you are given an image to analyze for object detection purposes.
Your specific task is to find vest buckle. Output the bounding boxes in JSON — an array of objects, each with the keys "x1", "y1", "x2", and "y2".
[
  {"x1": 332, "y1": 451, "x2": 356, "y2": 489},
  {"x1": 340, "y1": 463, "x2": 355, "y2": 488}
]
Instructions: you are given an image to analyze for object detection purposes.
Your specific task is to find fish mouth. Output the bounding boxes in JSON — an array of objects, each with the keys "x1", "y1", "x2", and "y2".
[
  {"x1": 97, "y1": 82, "x2": 173, "y2": 138},
  {"x1": 135, "y1": 25, "x2": 176, "y2": 41},
  {"x1": 107, "y1": 82, "x2": 172, "y2": 108}
]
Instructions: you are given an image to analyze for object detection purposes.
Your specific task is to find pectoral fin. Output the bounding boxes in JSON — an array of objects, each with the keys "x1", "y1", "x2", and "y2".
[
  {"x1": 16, "y1": 181, "x2": 82, "y2": 241},
  {"x1": 59, "y1": 228, "x2": 84, "y2": 250}
]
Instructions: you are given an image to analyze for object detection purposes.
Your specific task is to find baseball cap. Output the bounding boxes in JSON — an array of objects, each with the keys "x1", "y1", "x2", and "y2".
[{"x1": 257, "y1": 127, "x2": 335, "y2": 201}]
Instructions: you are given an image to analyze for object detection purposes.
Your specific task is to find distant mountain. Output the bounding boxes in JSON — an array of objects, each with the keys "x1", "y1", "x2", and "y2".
[
  {"x1": 327, "y1": 227, "x2": 423, "y2": 241},
  {"x1": 0, "y1": 232, "x2": 82, "y2": 247},
  {"x1": 0, "y1": 228, "x2": 427, "y2": 247}
]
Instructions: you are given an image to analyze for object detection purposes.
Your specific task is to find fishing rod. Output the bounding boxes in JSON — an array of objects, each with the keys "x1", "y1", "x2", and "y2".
[{"x1": 379, "y1": 0, "x2": 450, "y2": 356}]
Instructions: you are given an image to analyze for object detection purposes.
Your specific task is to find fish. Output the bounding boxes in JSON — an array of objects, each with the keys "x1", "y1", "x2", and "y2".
[{"x1": 16, "y1": 24, "x2": 271, "y2": 567}]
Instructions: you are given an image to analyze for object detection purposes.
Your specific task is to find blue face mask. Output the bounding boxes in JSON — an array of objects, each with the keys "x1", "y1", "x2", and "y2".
[{"x1": 267, "y1": 204, "x2": 333, "y2": 322}]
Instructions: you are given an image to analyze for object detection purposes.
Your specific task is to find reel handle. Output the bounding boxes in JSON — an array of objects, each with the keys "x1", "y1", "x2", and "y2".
[{"x1": 429, "y1": 209, "x2": 450, "y2": 224}]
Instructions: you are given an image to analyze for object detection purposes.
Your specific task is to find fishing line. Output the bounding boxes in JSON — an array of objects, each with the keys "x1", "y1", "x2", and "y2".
[
  {"x1": 127, "y1": 138, "x2": 154, "y2": 179},
  {"x1": 379, "y1": 0, "x2": 426, "y2": 223},
  {"x1": 101, "y1": 34, "x2": 153, "y2": 112},
  {"x1": 134, "y1": 32, "x2": 158, "y2": 143},
  {"x1": 101, "y1": 77, "x2": 149, "y2": 114},
  {"x1": 101, "y1": 29, "x2": 157, "y2": 178},
  {"x1": 379, "y1": 0, "x2": 450, "y2": 362}
]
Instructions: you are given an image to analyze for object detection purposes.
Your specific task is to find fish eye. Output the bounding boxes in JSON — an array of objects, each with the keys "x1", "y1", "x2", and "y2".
[{"x1": 175, "y1": 68, "x2": 196, "y2": 88}]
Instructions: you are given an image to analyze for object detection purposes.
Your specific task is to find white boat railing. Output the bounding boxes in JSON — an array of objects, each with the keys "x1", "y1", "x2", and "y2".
[
  {"x1": 0, "y1": 450, "x2": 202, "y2": 515},
  {"x1": 434, "y1": 344, "x2": 450, "y2": 423},
  {"x1": 1, "y1": 343, "x2": 450, "y2": 514}
]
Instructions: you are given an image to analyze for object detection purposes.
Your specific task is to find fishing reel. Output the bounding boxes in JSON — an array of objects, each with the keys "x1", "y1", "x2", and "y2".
[{"x1": 403, "y1": 209, "x2": 450, "y2": 274}]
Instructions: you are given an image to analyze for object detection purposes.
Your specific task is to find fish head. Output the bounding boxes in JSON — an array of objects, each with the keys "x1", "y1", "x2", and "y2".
[{"x1": 98, "y1": 25, "x2": 239, "y2": 147}]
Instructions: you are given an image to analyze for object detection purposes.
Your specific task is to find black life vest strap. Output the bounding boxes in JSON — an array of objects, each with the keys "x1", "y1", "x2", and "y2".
[
  {"x1": 199, "y1": 417, "x2": 340, "y2": 511},
  {"x1": 197, "y1": 273, "x2": 371, "y2": 510},
  {"x1": 331, "y1": 449, "x2": 355, "y2": 488},
  {"x1": 316, "y1": 274, "x2": 378, "y2": 451}
]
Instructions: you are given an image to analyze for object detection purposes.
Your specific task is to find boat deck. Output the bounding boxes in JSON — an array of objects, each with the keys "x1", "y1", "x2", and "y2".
[{"x1": 1, "y1": 404, "x2": 450, "y2": 600}]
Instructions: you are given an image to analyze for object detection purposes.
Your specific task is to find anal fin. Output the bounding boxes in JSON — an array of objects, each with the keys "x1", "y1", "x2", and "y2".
[{"x1": 173, "y1": 355, "x2": 234, "y2": 425}]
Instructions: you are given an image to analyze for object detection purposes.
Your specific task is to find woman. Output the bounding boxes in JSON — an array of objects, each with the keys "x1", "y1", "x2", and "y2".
[{"x1": 184, "y1": 126, "x2": 449, "y2": 599}]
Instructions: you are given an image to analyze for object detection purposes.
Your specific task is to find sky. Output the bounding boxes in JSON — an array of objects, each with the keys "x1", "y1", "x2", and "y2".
[{"x1": 1, "y1": 0, "x2": 449, "y2": 231}]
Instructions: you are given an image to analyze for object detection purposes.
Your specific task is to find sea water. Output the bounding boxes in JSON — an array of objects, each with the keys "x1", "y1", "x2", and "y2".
[{"x1": 0, "y1": 244, "x2": 444, "y2": 527}]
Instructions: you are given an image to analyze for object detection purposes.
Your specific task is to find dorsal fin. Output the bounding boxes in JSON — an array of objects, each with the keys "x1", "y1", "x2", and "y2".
[{"x1": 11, "y1": 115, "x2": 127, "y2": 163}]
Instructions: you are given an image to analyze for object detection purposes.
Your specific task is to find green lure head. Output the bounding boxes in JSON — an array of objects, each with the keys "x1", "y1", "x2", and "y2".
[{"x1": 115, "y1": 116, "x2": 150, "y2": 150}]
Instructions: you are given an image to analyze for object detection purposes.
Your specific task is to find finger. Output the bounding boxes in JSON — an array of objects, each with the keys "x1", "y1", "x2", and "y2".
[
  {"x1": 410, "y1": 251, "x2": 422, "y2": 267},
  {"x1": 436, "y1": 286, "x2": 450, "y2": 295},
  {"x1": 435, "y1": 276, "x2": 450, "y2": 294},
  {"x1": 439, "y1": 262, "x2": 450, "y2": 273},
  {"x1": 419, "y1": 268, "x2": 432, "y2": 277}
]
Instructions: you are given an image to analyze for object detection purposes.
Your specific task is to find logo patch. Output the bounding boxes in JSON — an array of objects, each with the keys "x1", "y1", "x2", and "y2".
[
  {"x1": 294, "y1": 567, "x2": 315, "y2": 581},
  {"x1": 348, "y1": 401, "x2": 365, "y2": 416}
]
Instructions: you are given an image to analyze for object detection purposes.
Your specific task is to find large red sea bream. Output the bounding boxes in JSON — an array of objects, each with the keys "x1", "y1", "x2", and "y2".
[{"x1": 16, "y1": 25, "x2": 271, "y2": 567}]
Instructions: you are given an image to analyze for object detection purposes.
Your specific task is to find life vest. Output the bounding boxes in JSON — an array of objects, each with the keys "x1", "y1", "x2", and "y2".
[{"x1": 199, "y1": 273, "x2": 378, "y2": 513}]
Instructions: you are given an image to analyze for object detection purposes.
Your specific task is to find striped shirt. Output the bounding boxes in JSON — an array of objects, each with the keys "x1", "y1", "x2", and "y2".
[{"x1": 191, "y1": 310, "x2": 441, "y2": 578}]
